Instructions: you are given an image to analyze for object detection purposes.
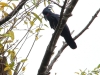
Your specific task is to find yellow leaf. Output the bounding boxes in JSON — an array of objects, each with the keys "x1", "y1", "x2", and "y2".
[
  {"x1": 21, "y1": 59, "x2": 27, "y2": 63},
  {"x1": 30, "y1": 21, "x2": 34, "y2": 26},
  {"x1": 0, "y1": 6, "x2": 4, "y2": 10},
  {"x1": 0, "y1": 2, "x2": 8, "y2": 10},
  {"x1": 8, "y1": 70, "x2": 12, "y2": 75},
  {"x1": 22, "y1": 67, "x2": 25, "y2": 71},
  {"x1": 4, "y1": 66, "x2": 10, "y2": 71},
  {"x1": 0, "y1": 2, "x2": 8, "y2": 7},
  {"x1": 24, "y1": 21, "x2": 28, "y2": 25},
  {"x1": 7, "y1": 31, "x2": 14, "y2": 41},
  {"x1": 35, "y1": 35, "x2": 38, "y2": 40},
  {"x1": 35, "y1": 28, "x2": 40, "y2": 32},
  {"x1": 2, "y1": 11, "x2": 8, "y2": 17}
]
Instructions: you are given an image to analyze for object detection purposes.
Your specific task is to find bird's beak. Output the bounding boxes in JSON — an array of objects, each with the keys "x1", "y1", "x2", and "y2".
[{"x1": 44, "y1": 15, "x2": 47, "y2": 21}]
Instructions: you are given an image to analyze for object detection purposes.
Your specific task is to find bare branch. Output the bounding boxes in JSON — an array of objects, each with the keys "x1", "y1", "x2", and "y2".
[
  {"x1": 37, "y1": 0, "x2": 78, "y2": 75},
  {"x1": 0, "y1": 56, "x2": 7, "y2": 75},
  {"x1": 71, "y1": 30, "x2": 75, "y2": 34},
  {"x1": 0, "y1": 0, "x2": 28, "y2": 26},
  {"x1": 47, "y1": 8, "x2": 100, "y2": 72},
  {"x1": 74, "y1": 8, "x2": 100, "y2": 39},
  {"x1": 13, "y1": 62, "x2": 21, "y2": 75},
  {"x1": 49, "y1": 0, "x2": 62, "y2": 8}
]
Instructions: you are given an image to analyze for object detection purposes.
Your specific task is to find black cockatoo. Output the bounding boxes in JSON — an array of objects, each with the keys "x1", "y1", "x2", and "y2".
[{"x1": 42, "y1": 5, "x2": 77, "y2": 49}]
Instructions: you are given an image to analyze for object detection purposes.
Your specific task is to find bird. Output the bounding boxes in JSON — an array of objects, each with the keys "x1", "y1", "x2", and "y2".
[{"x1": 42, "y1": 5, "x2": 77, "y2": 49}]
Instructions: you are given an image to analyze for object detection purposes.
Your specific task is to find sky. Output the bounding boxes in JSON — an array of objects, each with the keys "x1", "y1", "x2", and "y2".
[{"x1": 1, "y1": 0, "x2": 100, "y2": 75}]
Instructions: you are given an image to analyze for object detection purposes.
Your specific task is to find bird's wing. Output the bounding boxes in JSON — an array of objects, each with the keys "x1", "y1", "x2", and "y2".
[
  {"x1": 53, "y1": 14, "x2": 60, "y2": 21},
  {"x1": 50, "y1": 14, "x2": 60, "y2": 29}
]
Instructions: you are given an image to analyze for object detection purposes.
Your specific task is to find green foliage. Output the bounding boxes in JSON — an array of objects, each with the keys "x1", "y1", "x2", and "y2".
[
  {"x1": 75, "y1": 64, "x2": 100, "y2": 75},
  {"x1": 31, "y1": 12, "x2": 42, "y2": 23}
]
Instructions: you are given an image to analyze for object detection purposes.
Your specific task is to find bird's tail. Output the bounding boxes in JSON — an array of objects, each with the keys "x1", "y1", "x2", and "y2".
[{"x1": 64, "y1": 36, "x2": 77, "y2": 49}]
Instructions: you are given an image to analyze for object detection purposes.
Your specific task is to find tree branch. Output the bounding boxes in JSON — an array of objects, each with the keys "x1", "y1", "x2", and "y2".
[
  {"x1": 0, "y1": 0, "x2": 28, "y2": 26},
  {"x1": 13, "y1": 62, "x2": 21, "y2": 75},
  {"x1": 37, "y1": 0, "x2": 78, "y2": 75},
  {"x1": 49, "y1": 0, "x2": 62, "y2": 8},
  {"x1": 47, "y1": 8, "x2": 100, "y2": 72}
]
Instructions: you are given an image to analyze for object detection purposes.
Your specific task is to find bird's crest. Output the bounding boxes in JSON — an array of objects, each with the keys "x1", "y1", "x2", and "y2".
[
  {"x1": 46, "y1": 5, "x2": 53, "y2": 10},
  {"x1": 42, "y1": 5, "x2": 53, "y2": 15}
]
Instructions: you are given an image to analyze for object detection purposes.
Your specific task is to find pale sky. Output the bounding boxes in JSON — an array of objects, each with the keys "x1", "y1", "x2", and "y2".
[{"x1": 1, "y1": 0, "x2": 100, "y2": 75}]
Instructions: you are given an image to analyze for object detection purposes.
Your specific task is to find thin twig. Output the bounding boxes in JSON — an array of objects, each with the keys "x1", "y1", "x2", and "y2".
[
  {"x1": 17, "y1": 23, "x2": 43, "y2": 75},
  {"x1": 50, "y1": 0, "x2": 62, "y2": 8}
]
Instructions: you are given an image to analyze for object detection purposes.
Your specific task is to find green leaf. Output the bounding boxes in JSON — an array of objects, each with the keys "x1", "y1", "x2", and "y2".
[
  {"x1": 35, "y1": 28, "x2": 44, "y2": 32},
  {"x1": 47, "y1": 1, "x2": 51, "y2": 5},
  {"x1": 75, "y1": 72, "x2": 79, "y2": 75},
  {"x1": 3, "y1": 31, "x2": 14, "y2": 41},
  {"x1": 31, "y1": 12, "x2": 42, "y2": 23},
  {"x1": 0, "y1": 43, "x2": 4, "y2": 53},
  {"x1": 10, "y1": 50, "x2": 15, "y2": 61},
  {"x1": 44, "y1": 24, "x2": 48, "y2": 28},
  {"x1": 44, "y1": 0, "x2": 46, "y2": 6},
  {"x1": 0, "y1": 27, "x2": 3, "y2": 31},
  {"x1": 33, "y1": 0, "x2": 36, "y2": 5},
  {"x1": 8, "y1": 31, "x2": 14, "y2": 41},
  {"x1": 92, "y1": 70, "x2": 98, "y2": 74},
  {"x1": 30, "y1": 20, "x2": 34, "y2": 26},
  {"x1": 9, "y1": 62, "x2": 15, "y2": 69},
  {"x1": 24, "y1": 20, "x2": 28, "y2": 25},
  {"x1": 56, "y1": 0, "x2": 60, "y2": 3},
  {"x1": 97, "y1": 64, "x2": 100, "y2": 68},
  {"x1": 21, "y1": 59, "x2": 27, "y2": 63}
]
